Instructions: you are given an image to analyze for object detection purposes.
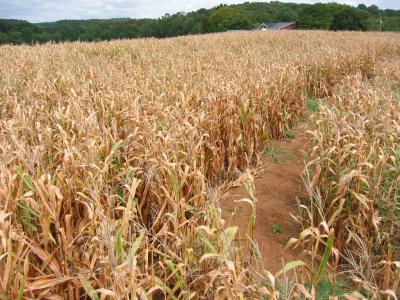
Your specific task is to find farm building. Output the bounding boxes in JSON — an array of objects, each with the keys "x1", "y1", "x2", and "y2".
[{"x1": 258, "y1": 22, "x2": 297, "y2": 30}]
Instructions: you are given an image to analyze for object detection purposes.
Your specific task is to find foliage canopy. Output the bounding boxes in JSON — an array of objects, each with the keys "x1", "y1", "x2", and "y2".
[{"x1": 0, "y1": 1, "x2": 399, "y2": 44}]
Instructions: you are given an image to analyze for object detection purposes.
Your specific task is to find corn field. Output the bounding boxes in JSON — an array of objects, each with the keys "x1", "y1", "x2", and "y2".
[
  {"x1": 0, "y1": 31, "x2": 399, "y2": 299},
  {"x1": 294, "y1": 58, "x2": 400, "y2": 298}
]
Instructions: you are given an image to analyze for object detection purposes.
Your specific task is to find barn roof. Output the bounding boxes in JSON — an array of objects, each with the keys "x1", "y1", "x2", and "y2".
[{"x1": 259, "y1": 22, "x2": 296, "y2": 30}]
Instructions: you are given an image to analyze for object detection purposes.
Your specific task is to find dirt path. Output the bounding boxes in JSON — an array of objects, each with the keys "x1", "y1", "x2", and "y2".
[{"x1": 222, "y1": 124, "x2": 309, "y2": 274}]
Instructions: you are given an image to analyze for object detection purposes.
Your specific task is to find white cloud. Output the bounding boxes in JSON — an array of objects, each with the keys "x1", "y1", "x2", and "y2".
[{"x1": 0, "y1": 0, "x2": 398, "y2": 22}]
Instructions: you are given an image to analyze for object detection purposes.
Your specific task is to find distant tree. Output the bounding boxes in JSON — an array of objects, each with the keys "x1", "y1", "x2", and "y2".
[
  {"x1": 20, "y1": 26, "x2": 34, "y2": 42},
  {"x1": 234, "y1": 2, "x2": 272, "y2": 24},
  {"x1": 0, "y1": 1, "x2": 399, "y2": 45},
  {"x1": 207, "y1": 6, "x2": 251, "y2": 32},
  {"x1": 33, "y1": 31, "x2": 50, "y2": 43},
  {"x1": 9, "y1": 31, "x2": 23, "y2": 44},
  {"x1": 0, "y1": 32, "x2": 9, "y2": 44},
  {"x1": 378, "y1": 15, "x2": 400, "y2": 31},
  {"x1": 264, "y1": 2, "x2": 296, "y2": 21},
  {"x1": 383, "y1": 9, "x2": 400, "y2": 17},
  {"x1": 331, "y1": 7, "x2": 370, "y2": 31},
  {"x1": 367, "y1": 5, "x2": 379, "y2": 14},
  {"x1": 325, "y1": 3, "x2": 348, "y2": 14},
  {"x1": 298, "y1": 4, "x2": 334, "y2": 29}
]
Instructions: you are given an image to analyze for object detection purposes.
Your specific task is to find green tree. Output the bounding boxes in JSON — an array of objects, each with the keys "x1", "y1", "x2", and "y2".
[
  {"x1": 207, "y1": 6, "x2": 251, "y2": 32},
  {"x1": 33, "y1": 32, "x2": 50, "y2": 43},
  {"x1": 367, "y1": 5, "x2": 379, "y2": 14},
  {"x1": 298, "y1": 4, "x2": 334, "y2": 29},
  {"x1": 0, "y1": 1, "x2": 399, "y2": 45},
  {"x1": 331, "y1": 7, "x2": 370, "y2": 31},
  {"x1": 265, "y1": 2, "x2": 296, "y2": 22},
  {"x1": 0, "y1": 32, "x2": 9, "y2": 44},
  {"x1": 20, "y1": 26, "x2": 34, "y2": 42},
  {"x1": 9, "y1": 31, "x2": 23, "y2": 44}
]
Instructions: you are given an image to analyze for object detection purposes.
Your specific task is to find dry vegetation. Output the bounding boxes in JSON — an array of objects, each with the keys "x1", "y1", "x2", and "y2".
[
  {"x1": 0, "y1": 31, "x2": 399, "y2": 299},
  {"x1": 294, "y1": 59, "x2": 400, "y2": 298}
]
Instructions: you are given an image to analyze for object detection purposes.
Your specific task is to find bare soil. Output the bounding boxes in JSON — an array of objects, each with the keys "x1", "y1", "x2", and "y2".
[{"x1": 222, "y1": 124, "x2": 309, "y2": 274}]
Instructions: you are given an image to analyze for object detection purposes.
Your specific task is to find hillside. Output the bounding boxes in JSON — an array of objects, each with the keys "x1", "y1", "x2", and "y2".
[{"x1": 0, "y1": 1, "x2": 399, "y2": 44}]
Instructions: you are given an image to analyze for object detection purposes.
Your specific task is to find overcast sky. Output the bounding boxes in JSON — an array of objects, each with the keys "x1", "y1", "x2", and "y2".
[{"x1": 0, "y1": 0, "x2": 398, "y2": 23}]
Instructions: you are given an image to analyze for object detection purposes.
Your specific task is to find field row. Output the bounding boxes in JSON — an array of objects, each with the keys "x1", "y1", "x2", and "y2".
[{"x1": 0, "y1": 31, "x2": 399, "y2": 298}]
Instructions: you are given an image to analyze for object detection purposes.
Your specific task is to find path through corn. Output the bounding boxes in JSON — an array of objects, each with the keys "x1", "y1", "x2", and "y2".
[{"x1": 222, "y1": 124, "x2": 309, "y2": 273}]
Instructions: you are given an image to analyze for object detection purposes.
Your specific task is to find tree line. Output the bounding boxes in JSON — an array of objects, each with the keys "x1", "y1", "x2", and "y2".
[{"x1": 1, "y1": 1, "x2": 399, "y2": 45}]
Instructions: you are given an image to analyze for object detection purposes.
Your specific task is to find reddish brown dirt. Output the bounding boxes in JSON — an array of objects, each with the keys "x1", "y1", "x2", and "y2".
[{"x1": 222, "y1": 125, "x2": 309, "y2": 274}]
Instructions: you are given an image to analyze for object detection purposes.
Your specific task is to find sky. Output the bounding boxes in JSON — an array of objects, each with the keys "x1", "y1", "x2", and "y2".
[{"x1": 0, "y1": 0, "x2": 398, "y2": 23}]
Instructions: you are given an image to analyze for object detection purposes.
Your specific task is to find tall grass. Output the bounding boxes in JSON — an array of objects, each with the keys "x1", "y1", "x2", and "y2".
[
  {"x1": 0, "y1": 31, "x2": 399, "y2": 298},
  {"x1": 294, "y1": 69, "x2": 400, "y2": 297}
]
